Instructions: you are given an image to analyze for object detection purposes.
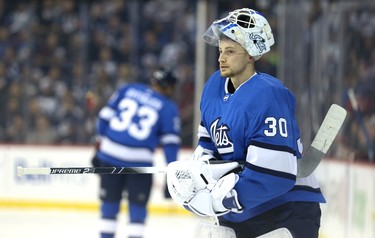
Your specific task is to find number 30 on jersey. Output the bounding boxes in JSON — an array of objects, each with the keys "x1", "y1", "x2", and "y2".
[{"x1": 264, "y1": 117, "x2": 288, "y2": 137}]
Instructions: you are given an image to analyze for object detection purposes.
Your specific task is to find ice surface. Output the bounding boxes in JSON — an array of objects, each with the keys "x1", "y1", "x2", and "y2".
[{"x1": 0, "y1": 208, "x2": 206, "y2": 238}]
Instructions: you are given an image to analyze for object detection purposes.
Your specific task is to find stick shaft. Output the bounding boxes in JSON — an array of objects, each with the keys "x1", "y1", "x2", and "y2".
[{"x1": 17, "y1": 166, "x2": 166, "y2": 176}]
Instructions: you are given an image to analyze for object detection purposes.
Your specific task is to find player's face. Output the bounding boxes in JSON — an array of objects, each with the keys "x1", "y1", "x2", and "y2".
[{"x1": 218, "y1": 39, "x2": 249, "y2": 78}]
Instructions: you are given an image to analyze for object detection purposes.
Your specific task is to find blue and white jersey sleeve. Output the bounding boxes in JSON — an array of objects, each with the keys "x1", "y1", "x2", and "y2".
[
  {"x1": 158, "y1": 102, "x2": 181, "y2": 146},
  {"x1": 96, "y1": 86, "x2": 126, "y2": 137},
  {"x1": 197, "y1": 121, "x2": 219, "y2": 153},
  {"x1": 158, "y1": 101, "x2": 181, "y2": 164},
  {"x1": 236, "y1": 94, "x2": 300, "y2": 208}
]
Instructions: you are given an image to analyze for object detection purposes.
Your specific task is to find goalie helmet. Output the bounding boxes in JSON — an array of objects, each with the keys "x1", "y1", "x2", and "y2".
[{"x1": 203, "y1": 8, "x2": 275, "y2": 61}]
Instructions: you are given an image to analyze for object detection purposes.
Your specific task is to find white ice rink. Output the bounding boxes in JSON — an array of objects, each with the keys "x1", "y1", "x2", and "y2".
[
  {"x1": 0, "y1": 207, "x2": 207, "y2": 238},
  {"x1": 0, "y1": 147, "x2": 211, "y2": 238}
]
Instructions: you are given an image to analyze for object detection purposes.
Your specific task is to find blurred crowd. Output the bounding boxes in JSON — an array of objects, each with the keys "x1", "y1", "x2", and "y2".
[
  {"x1": 0, "y1": 0, "x2": 198, "y2": 145},
  {"x1": 304, "y1": 1, "x2": 375, "y2": 162},
  {"x1": 0, "y1": 0, "x2": 277, "y2": 147},
  {"x1": 0, "y1": 0, "x2": 373, "y2": 161},
  {"x1": 335, "y1": 5, "x2": 375, "y2": 162}
]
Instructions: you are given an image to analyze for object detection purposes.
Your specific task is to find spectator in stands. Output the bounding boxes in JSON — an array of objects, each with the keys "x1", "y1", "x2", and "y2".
[{"x1": 26, "y1": 114, "x2": 57, "y2": 144}]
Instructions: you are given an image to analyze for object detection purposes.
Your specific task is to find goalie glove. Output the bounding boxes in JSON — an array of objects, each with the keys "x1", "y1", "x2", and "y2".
[
  {"x1": 167, "y1": 159, "x2": 242, "y2": 205},
  {"x1": 191, "y1": 145, "x2": 243, "y2": 180},
  {"x1": 167, "y1": 159, "x2": 214, "y2": 206},
  {"x1": 191, "y1": 145, "x2": 216, "y2": 162},
  {"x1": 186, "y1": 172, "x2": 243, "y2": 217}
]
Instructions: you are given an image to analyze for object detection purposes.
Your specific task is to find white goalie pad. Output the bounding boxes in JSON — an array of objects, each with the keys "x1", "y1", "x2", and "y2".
[
  {"x1": 194, "y1": 223, "x2": 292, "y2": 238},
  {"x1": 256, "y1": 228, "x2": 293, "y2": 238},
  {"x1": 194, "y1": 221, "x2": 236, "y2": 238}
]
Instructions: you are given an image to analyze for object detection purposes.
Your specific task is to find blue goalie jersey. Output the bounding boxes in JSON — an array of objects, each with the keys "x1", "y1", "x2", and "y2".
[
  {"x1": 96, "y1": 83, "x2": 180, "y2": 167},
  {"x1": 198, "y1": 70, "x2": 325, "y2": 222}
]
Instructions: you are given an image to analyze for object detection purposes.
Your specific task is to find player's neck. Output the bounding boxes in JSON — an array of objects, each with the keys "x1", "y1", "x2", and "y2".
[
  {"x1": 230, "y1": 67, "x2": 256, "y2": 90},
  {"x1": 151, "y1": 85, "x2": 172, "y2": 98}
]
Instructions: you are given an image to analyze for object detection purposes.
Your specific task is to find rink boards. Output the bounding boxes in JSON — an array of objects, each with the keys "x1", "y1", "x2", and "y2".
[
  {"x1": 0, "y1": 144, "x2": 191, "y2": 215},
  {"x1": 0, "y1": 145, "x2": 374, "y2": 237}
]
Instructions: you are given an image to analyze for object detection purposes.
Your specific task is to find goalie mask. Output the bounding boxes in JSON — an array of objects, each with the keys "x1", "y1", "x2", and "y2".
[{"x1": 203, "y1": 8, "x2": 275, "y2": 61}]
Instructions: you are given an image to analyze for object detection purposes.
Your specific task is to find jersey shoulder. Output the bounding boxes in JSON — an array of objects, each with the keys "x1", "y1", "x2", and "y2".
[
  {"x1": 114, "y1": 82, "x2": 149, "y2": 98},
  {"x1": 248, "y1": 73, "x2": 296, "y2": 106},
  {"x1": 204, "y1": 70, "x2": 224, "y2": 88},
  {"x1": 251, "y1": 73, "x2": 287, "y2": 95}
]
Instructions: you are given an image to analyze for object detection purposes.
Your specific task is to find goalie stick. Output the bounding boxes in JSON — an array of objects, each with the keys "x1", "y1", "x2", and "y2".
[
  {"x1": 17, "y1": 104, "x2": 347, "y2": 178},
  {"x1": 297, "y1": 104, "x2": 347, "y2": 177},
  {"x1": 17, "y1": 166, "x2": 166, "y2": 176}
]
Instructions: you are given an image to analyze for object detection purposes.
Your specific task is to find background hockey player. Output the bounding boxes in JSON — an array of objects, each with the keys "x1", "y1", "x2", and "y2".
[
  {"x1": 168, "y1": 8, "x2": 325, "y2": 238},
  {"x1": 92, "y1": 67, "x2": 181, "y2": 238}
]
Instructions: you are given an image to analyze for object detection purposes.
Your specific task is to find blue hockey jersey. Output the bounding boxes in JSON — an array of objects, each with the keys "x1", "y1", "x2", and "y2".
[
  {"x1": 198, "y1": 70, "x2": 325, "y2": 222},
  {"x1": 96, "y1": 83, "x2": 180, "y2": 167}
]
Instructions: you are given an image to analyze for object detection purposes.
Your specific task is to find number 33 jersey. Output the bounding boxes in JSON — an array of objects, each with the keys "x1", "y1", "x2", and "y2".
[
  {"x1": 198, "y1": 70, "x2": 325, "y2": 222},
  {"x1": 96, "y1": 83, "x2": 180, "y2": 167}
]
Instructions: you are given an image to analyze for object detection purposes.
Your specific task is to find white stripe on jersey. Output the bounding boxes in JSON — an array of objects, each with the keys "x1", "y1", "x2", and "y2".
[
  {"x1": 100, "y1": 137, "x2": 153, "y2": 163},
  {"x1": 160, "y1": 134, "x2": 181, "y2": 145},
  {"x1": 296, "y1": 174, "x2": 321, "y2": 189},
  {"x1": 99, "y1": 106, "x2": 116, "y2": 120},
  {"x1": 197, "y1": 124, "x2": 210, "y2": 138},
  {"x1": 246, "y1": 145, "x2": 297, "y2": 175}
]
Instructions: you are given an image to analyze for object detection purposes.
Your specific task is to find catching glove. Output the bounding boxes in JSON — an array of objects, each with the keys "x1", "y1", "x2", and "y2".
[
  {"x1": 186, "y1": 172, "x2": 243, "y2": 216},
  {"x1": 167, "y1": 159, "x2": 243, "y2": 217}
]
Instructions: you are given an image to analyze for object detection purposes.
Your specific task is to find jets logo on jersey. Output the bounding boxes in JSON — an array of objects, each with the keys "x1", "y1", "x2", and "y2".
[{"x1": 210, "y1": 118, "x2": 233, "y2": 154}]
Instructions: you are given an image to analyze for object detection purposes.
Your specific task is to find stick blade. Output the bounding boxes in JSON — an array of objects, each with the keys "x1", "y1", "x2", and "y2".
[{"x1": 297, "y1": 104, "x2": 347, "y2": 178}]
